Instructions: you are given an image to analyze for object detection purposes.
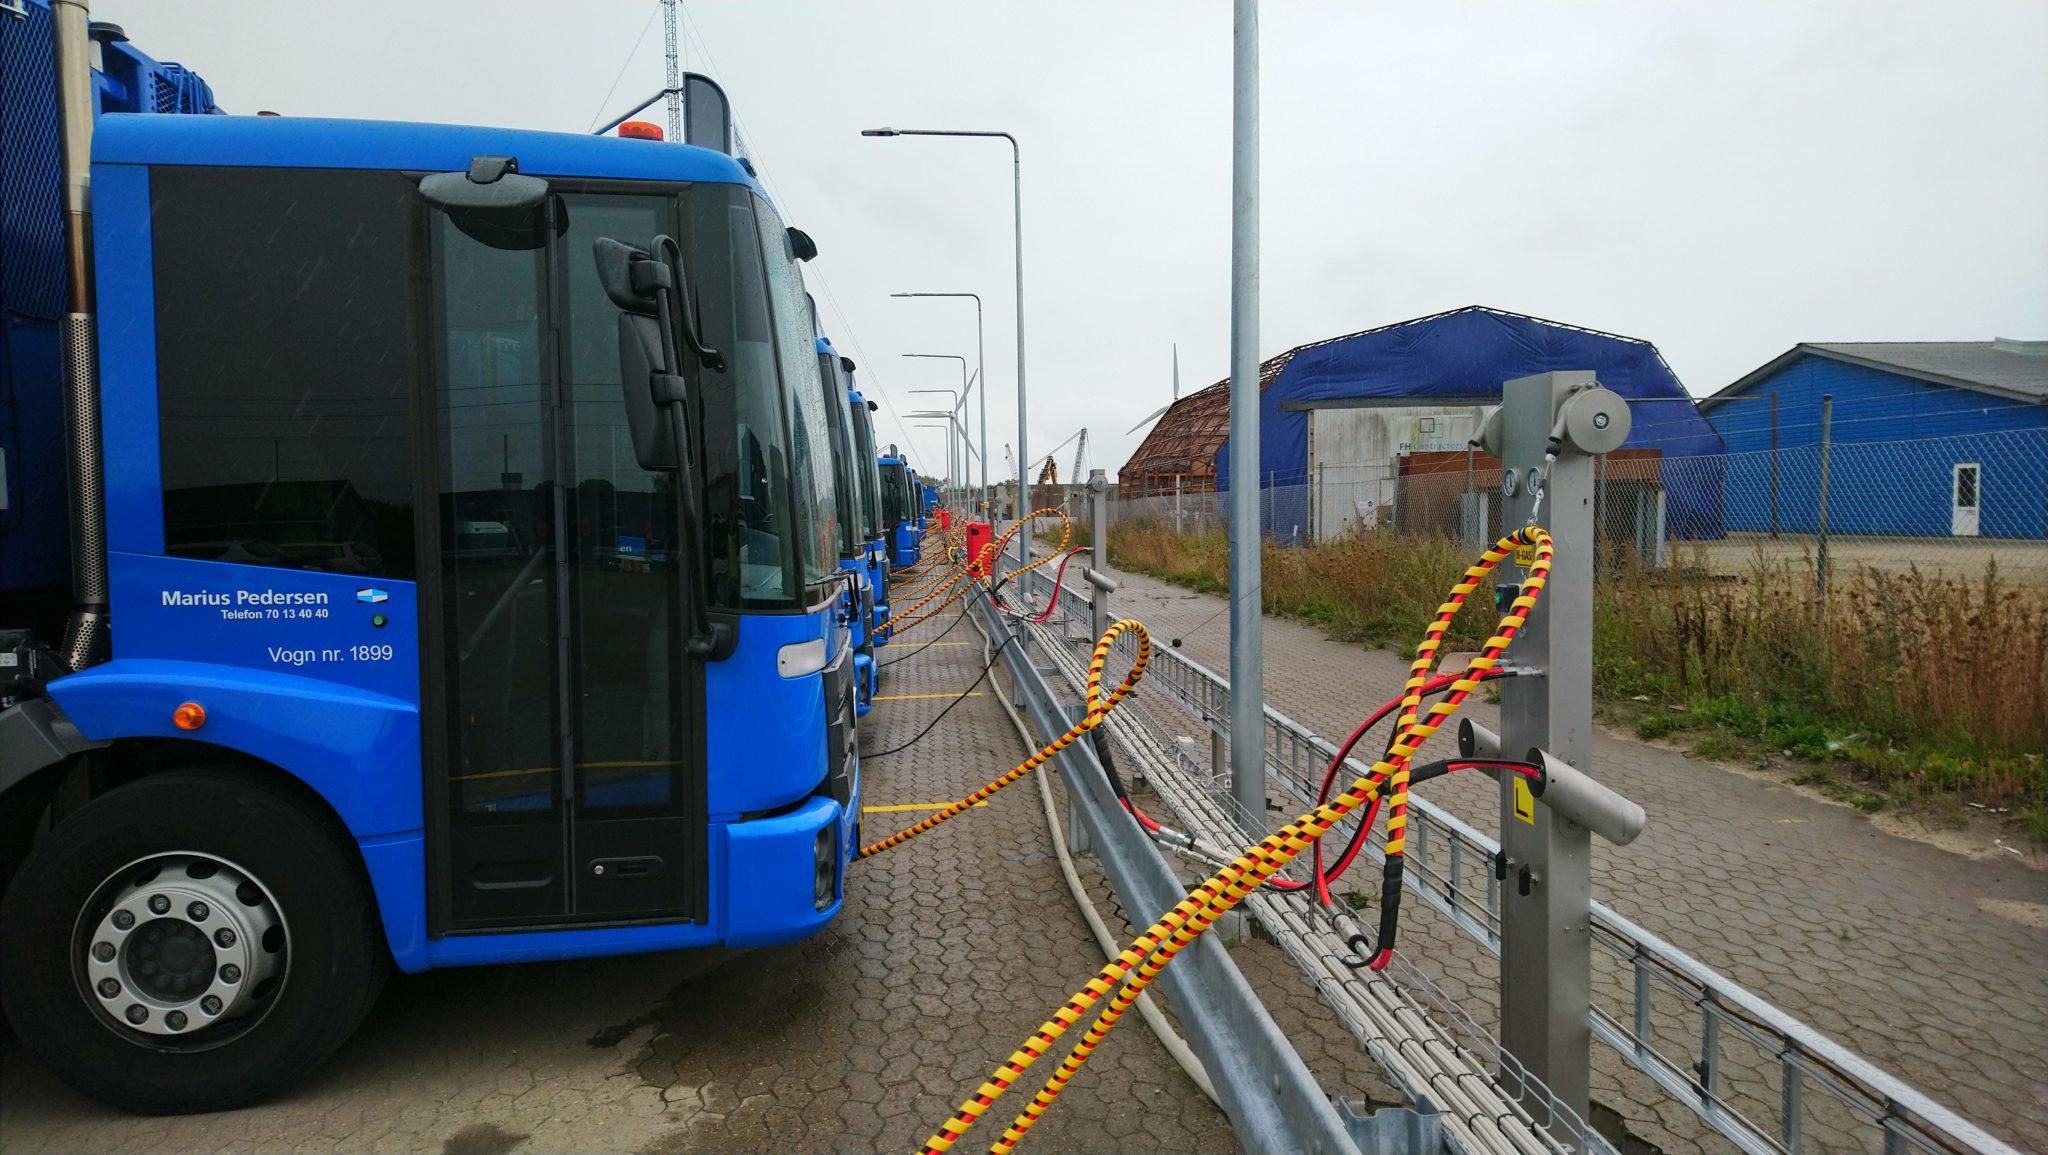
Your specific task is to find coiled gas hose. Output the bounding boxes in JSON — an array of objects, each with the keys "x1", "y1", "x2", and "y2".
[
  {"x1": 882, "y1": 510, "x2": 1071, "y2": 640},
  {"x1": 919, "y1": 527, "x2": 1554, "y2": 1155},
  {"x1": 964, "y1": 604, "x2": 1220, "y2": 1106},
  {"x1": 857, "y1": 615, "x2": 1149, "y2": 861}
]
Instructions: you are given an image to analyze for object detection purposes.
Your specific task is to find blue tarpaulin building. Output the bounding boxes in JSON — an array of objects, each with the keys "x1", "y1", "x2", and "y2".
[
  {"x1": 1196, "y1": 307, "x2": 1725, "y2": 537},
  {"x1": 1700, "y1": 341, "x2": 2048, "y2": 540}
]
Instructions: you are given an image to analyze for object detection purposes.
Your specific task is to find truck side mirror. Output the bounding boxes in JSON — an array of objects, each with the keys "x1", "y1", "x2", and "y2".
[
  {"x1": 419, "y1": 156, "x2": 549, "y2": 212},
  {"x1": 593, "y1": 237, "x2": 681, "y2": 471}
]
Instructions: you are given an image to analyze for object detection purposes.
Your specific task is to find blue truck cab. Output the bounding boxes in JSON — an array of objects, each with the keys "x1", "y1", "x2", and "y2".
[
  {"x1": 879, "y1": 453, "x2": 921, "y2": 569},
  {"x1": 0, "y1": 78, "x2": 861, "y2": 1113},
  {"x1": 813, "y1": 332, "x2": 877, "y2": 713},
  {"x1": 844, "y1": 376, "x2": 891, "y2": 655}
]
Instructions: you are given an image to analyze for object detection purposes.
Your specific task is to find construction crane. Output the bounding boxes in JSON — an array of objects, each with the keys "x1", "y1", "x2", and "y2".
[{"x1": 1037, "y1": 427, "x2": 1088, "y2": 486}]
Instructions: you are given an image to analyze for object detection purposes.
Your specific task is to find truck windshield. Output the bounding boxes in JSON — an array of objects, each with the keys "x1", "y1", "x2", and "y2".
[
  {"x1": 677, "y1": 187, "x2": 804, "y2": 609},
  {"x1": 148, "y1": 169, "x2": 813, "y2": 614},
  {"x1": 849, "y1": 397, "x2": 881, "y2": 544},
  {"x1": 817, "y1": 353, "x2": 860, "y2": 560},
  {"x1": 751, "y1": 201, "x2": 837, "y2": 597},
  {"x1": 881, "y1": 461, "x2": 908, "y2": 525}
]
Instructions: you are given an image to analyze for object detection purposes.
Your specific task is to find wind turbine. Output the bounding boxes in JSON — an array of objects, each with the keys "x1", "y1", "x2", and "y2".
[{"x1": 1125, "y1": 343, "x2": 1181, "y2": 436}]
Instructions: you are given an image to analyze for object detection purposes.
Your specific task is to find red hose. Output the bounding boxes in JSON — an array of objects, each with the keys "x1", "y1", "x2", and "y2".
[
  {"x1": 1262, "y1": 670, "x2": 1510, "y2": 902},
  {"x1": 993, "y1": 547, "x2": 1090, "y2": 624}
]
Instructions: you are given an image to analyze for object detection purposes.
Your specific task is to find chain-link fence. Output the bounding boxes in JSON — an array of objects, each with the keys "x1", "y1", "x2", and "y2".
[{"x1": 1106, "y1": 429, "x2": 2048, "y2": 583}]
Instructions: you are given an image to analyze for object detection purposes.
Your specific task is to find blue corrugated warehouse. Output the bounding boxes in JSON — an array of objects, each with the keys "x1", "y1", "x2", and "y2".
[
  {"x1": 1199, "y1": 307, "x2": 1725, "y2": 538},
  {"x1": 1700, "y1": 341, "x2": 2048, "y2": 540}
]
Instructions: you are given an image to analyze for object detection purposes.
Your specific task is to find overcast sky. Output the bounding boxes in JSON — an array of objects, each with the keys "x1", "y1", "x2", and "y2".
[{"x1": 98, "y1": 1, "x2": 2048, "y2": 482}]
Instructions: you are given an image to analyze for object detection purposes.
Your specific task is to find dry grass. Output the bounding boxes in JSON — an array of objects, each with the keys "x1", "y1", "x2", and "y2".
[{"x1": 1112, "y1": 521, "x2": 2048, "y2": 821}]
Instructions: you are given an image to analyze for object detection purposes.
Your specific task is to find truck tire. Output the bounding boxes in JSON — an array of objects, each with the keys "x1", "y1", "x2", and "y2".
[{"x1": 0, "y1": 767, "x2": 387, "y2": 1114}]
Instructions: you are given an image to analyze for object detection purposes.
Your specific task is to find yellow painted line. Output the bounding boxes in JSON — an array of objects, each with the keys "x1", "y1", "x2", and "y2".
[
  {"x1": 862, "y1": 801, "x2": 990, "y2": 813},
  {"x1": 874, "y1": 691, "x2": 984, "y2": 701}
]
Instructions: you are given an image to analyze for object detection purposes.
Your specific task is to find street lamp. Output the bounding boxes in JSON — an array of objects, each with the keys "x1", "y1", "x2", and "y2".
[
  {"x1": 906, "y1": 410, "x2": 957, "y2": 498},
  {"x1": 907, "y1": 359, "x2": 967, "y2": 508},
  {"x1": 893, "y1": 292, "x2": 986, "y2": 513},
  {"x1": 911, "y1": 422, "x2": 952, "y2": 498},
  {"x1": 863, "y1": 128, "x2": 1025, "y2": 556}
]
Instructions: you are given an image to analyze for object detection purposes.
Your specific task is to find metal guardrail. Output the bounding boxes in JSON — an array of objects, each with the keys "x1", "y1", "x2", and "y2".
[
  {"x1": 971, "y1": 594, "x2": 1367, "y2": 1155},
  {"x1": 1021, "y1": 564, "x2": 2023, "y2": 1155},
  {"x1": 1017, "y1": 592, "x2": 1592, "y2": 1155}
]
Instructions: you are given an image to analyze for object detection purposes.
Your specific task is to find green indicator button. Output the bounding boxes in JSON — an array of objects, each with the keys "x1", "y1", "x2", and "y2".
[{"x1": 371, "y1": 614, "x2": 388, "y2": 628}]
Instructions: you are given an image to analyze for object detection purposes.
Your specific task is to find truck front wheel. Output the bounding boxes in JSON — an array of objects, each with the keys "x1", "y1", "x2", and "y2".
[{"x1": 0, "y1": 768, "x2": 386, "y2": 1114}]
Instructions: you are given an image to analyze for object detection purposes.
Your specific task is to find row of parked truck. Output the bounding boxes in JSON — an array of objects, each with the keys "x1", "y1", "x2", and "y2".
[{"x1": 0, "y1": 0, "x2": 943, "y2": 1114}]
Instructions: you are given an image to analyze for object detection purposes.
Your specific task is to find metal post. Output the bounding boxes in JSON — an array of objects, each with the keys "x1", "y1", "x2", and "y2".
[
  {"x1": 1315, "y1": 462, "x2": 1326, "y2": 543},
  {"x1": 1595, "y1": 452, "x2": 1607, "y2": 563},
  {"x1": 1769, "y1": 392, "x2": 1780, "y2": 539},
  {"x1": 891, "y1": 294, "x2": 987, "y2": 513},
  {"x1": 857, "y1": 130, "x2": 1021, "y2": 551},
  {"x1": 1089, "y1": 469, "x2": 1111, "y2": 643},
  {"x1": 975, "y1": 302, "x2": 987, "y2": 514},
  {"x1": 1227, "y1": 0, "x2": 1265, "y2": 839},
  {"x1": 1010, "y1": 144, "x2": 1029, "y2": 568},
  {"x1": 1496, "y1": 371, "x2": 1600, "y2": 1123},
  {"x1": 1817, "y1": 394, "x2": 1832, "y2": 592}
]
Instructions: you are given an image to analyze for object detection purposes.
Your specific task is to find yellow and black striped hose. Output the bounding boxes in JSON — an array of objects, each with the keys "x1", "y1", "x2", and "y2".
[
  {"x1": 883, "y1": 510, "x2": 1072, "y2": 639},
  {"x1": 920, "y1": 527, "x2": 1554, "y2": 1155},
  {"x1": 858, "y1": 617, "x2": 1151, "y2": 860},
  {"x1": 887, "y1": 520, "x2": 955, "y2": 581},
  {"x1": 890, "y1": 522, "x2": 964, "y2": 586}
]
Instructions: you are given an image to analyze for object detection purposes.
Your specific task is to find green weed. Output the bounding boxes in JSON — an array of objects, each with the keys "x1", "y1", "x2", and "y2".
[{"x1": 1109, "y1": 520, "x2": 2048, "y2": 820}]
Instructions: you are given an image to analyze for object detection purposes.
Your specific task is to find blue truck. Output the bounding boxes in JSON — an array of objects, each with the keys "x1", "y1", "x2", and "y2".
[
  {"x1": 0, "y1": 2, "x2": 858, "y2": 1113},
  {"x1": 878, "y1": 451, "x2": 922, "y2": 568},
  {"x1": 813, "y1": 331, "x2": 880, "y2": 713},
  {"x1": 843, "y1": 368, "x2": 893, "y2": 657}
]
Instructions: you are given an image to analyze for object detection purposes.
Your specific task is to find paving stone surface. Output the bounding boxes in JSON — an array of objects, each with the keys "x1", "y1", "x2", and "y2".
[
  {"x1": 1103, "y1": 565, "x2": 2048, "y2": 1154},
  {"x1": 0, "y1": 615, "x2": 1244, "y2": 1154}
]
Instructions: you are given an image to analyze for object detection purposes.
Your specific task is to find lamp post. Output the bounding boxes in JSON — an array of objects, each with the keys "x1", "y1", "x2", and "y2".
[
  {"x1": 907, "y1": 393, "x2": 958, "y2": 506},
  {"x1": 908, "y1": 361, "x2": 967, "y2": 507},
  {"x1": 906, "y1": 411, "x2": 958, "y2": 499},
  {"x1": 863, "y1": 128, "x2": 1024, "y2": 559},
  {"x1": 912, "y1": 422, "x2": 952, "y2": 501},
  {"x1": 894, "y1": 292, "x2": 986, "y2": 514}
]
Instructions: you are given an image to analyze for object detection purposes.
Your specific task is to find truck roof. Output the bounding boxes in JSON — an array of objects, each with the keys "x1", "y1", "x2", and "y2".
[{"x1": 91, "y1": 113, "x2": 762, "y2": 191}]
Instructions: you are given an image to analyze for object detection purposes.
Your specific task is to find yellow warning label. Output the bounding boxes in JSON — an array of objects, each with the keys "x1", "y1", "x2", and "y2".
[
  {"x1": 1513, "y1": 545, "x2": 1537, "y2": 568},
  {"x1": 1512, "y1": 776, "x2": 1537, "y2": 825}
]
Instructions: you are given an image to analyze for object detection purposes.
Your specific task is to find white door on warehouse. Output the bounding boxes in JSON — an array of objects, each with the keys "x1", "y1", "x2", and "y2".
[{"x1": 1951, "y1": 462, "x2": 1981, "y2": 537}]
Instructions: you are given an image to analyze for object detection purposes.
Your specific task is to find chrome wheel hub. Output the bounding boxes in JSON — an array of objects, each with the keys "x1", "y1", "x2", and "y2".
[{"x1": 81, "y1": 854, "x2": 287, "y2": 1039}]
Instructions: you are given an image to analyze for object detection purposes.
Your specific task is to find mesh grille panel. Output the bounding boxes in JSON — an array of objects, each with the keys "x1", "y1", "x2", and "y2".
[{"x1": 0, "y1": 2, "x2": 70, "y2": 322}]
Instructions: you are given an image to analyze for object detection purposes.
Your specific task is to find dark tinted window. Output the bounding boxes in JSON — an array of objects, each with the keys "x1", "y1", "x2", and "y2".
[
  {"x1": 881, "y1": 461, "x2": 908, "y2": 524},
  {"x1": 818, "y1": 353, "x2": 859, "y2": 558},
  {"x1": 752, "y1": 200, "x2": 836, "y2": 591},
  {"x1": 683, "y1": 187, "x2": 799, "y2": 608},
  {"x1": 153, "y1": 167, "x2": 420, "y2": 578}
]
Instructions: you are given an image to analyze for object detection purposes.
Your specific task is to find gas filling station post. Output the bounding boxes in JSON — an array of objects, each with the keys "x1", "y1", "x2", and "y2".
[{"x1": 1219, "y1": 0, "x2": 1641, "y2": 1133}]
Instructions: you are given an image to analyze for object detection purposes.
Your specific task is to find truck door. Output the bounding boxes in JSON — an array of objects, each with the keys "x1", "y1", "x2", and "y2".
[{"x1": 425, "y1": 190, "x2": 705, "y2": 930}]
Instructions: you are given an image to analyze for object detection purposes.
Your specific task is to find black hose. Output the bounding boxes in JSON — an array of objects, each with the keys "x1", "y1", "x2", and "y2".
[
  {"x1": 862, "y1": 632, "x2": 1020, "y2": 761},
  {"x1": 878, "y1": 603, "x2": 971, "y2": 669}
]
